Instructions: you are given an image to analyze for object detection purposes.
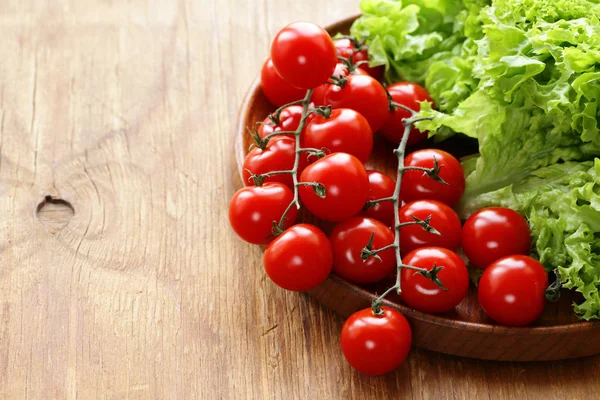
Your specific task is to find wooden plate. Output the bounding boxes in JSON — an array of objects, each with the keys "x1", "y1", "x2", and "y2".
[{"x1": 235, "y1": 15, "x2": 600, "y2": 361}]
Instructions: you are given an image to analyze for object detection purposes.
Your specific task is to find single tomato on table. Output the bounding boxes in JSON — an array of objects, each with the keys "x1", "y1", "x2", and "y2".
[
  {"x1": 400, "y1": 149, "x2": 465, "y2": 207},
  {"x1": 260, "y1": 58, "x2": 306, "y2": 107},
  {"x1": 330, "y1": 217, "x2": 395, "y2": 284},
  {"x1": 271, "y1": 22, "x2": 337, "y2": 89},
  {"x1": 462, "y1": 207, "x2": 531, "y2": 269},
  {"x1": 399, "y1": 200, "x2": 462, "y2": 256},
  {"x1": 478, "y1": 255, "x2": 548, "y2": 326},
  {"x1": 228, "y1": 182, "x2": 297, "y2": 245},
  {"x1": 263, "y1": 224, "x2": 332, "y2": 292},
  {"x1": 299, "y1": 152, "x2": 369, "y2": 222},
  {"x1": 401, "y1": 247, "x2": 469, "y2": 313},
  {"x1": 340, "y1": 308, "x2": 412, "y2": 376},
  {"x1": 303, "y1": 108, "x2": 373, "y2": 164},
  {"x1": 381, "y1": 82, "x2": 433, "y2": 146}
]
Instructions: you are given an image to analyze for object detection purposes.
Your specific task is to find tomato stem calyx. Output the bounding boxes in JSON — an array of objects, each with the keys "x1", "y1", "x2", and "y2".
[
  {"x1": 313, "y1": 105, "x2": 333, "y2": 119},
  {"x1": 545, "y1": 268, "x2": 563, "y2": 302},
  {"x1": 409, "y1": 214, "x2": 441, "y2": 236},
  {"x1": 415, "y1": 263, "x2": 447, "y2": 291}
]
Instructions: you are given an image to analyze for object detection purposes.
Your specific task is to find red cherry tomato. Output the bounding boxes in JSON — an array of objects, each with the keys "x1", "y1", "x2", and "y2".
[
  {"x1": 362, "y1": 171, "x2": 396, "y2": 227},
  {"x1": 399, "y1": 200, "x2": 462, "y2": 256},
  {"x1": 242, "y1": 136, "x2": 308, "y2": 189},
  {"x1": 303, "y1": 108, "x2": 373, "y2": 164},
  {"x1": 381, "y1": 82, "x2": 433, "y2": 146},
  {"x1": 258, "y1": 105, "x2": 304, "y2": 140},
  {"x1": 228, "y1": 183, "x2": 297, "y2": 245},
  {"x1": 401, "y1": 247, "x2": 469, "y2": 313},
  {"x1": 401, "y1": 149, "x2": 466, "y2": 207},
  {"x1": 271, "y1": 22, "x2": 337, "y2": 89},
  {"x1": 334, "y1": 38, "x2": 384, "y2": 80},
  {"x1": 263, "y1": 224, "x2": 332, "y2": 291},
  {"x1": 323, "y1": 74, "x2": 389, "y2": 133},
  {"x1": 341, "y1": 307, "x2": 412, "y2": 376},
  {"x1": 478, "y1": 255, "x2": 548, "y2": 326},
  {"x1": 312, "y1": 63, "x2": 368, "y2": 107},
  {"x1": 299, "y1": 153, "x2": 369, "y2": 222},
  {"x1": 462, "y1": 207, "x2": 531, "y2": 269},
  {"x1": 330, "y1": 217, "x2": 395, "y2": 284},
  {"x1": 260, "y1": 58, "x2": 306, "y2": 107}
]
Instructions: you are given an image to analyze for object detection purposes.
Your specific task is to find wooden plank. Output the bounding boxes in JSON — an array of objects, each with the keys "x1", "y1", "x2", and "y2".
[{"x1": 0, "y1": 0, "x2": 598, "y2": 398}]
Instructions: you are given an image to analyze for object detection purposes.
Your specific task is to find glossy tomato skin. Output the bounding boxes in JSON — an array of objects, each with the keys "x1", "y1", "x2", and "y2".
[
  {"x1": 362, "y1": 171, "x2": 396, "y2": 227},
  {"x1": 271, "y1": 22, "x2": 337, "y2": 90},
  {"x1": 334, "y1": 39, "x2": 384, "y2": 80},
  {"x1": 381, "y1": 82, "x2": 433, "y2": 146},
  {"x1": 299, "y1": 153, "x2": 369, "y2": 222},
  {"x1": 478, "y1": 255, "x2": 548, "y2": 326},
  {"x1": 228, "y1": 183, "x2": 297, "y2": 245},
  {"x1": 323, "y1": 74, "x2": 389, "y2": 133},
  {"x1": 401, "y1": 149, "x2": 466, "y2": 207},
  {"x1": 303, "y1": 109, "x2": 373, "y2": 164},
  {"x1": 242, "y1": 136, "x2": 308, "y2": 189},
  {"x1": 462, "y1": 207, "x2": 531, "y2": 269},
  {"x1": 399, "y1": 200, "x2": 462, "y2": 256},
  {"x1": 341, "y1": 308, "x2": 412, "y2": 376},
  {"x1": 401, "y1": 247, "x2": 469, "y2": 313},
  {"x1": 312, "y1": 63, "x2": 368, "y2": 107},
  {"x1": 258, "y1": 105, "x2": 303, "y2": 140},
  {"x1": 260, "y1": 58, "x2": 306, "y2": 107},
  {"x1": 330, "y1": 217, "x2": 395, "y2": 284},
  {"x1": 263, "y1": 224, "x2": 332, "y2": 291}
]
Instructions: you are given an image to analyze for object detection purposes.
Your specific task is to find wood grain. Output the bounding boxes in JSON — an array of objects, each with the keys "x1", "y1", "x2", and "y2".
[{"x1": 0, "y1": 0, "x2": 599, "y2": 398}]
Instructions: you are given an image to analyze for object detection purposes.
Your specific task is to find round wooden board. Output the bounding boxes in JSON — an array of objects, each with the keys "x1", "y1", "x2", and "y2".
[{"x1": 234, "y1": 15, "x2": 600, "y2": 362}]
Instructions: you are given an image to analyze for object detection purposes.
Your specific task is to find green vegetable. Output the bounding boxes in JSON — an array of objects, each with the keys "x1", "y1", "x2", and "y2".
[{"x1": 352, "y1": 0, "x2": 600, "y2": 318}]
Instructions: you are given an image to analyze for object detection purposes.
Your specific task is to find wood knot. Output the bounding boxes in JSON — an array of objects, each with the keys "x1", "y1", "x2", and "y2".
[{"x1": 36, "y1": 195, "x2": 75, "y2": 233}]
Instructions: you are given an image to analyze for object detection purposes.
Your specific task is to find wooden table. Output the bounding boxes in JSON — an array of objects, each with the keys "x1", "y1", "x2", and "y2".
[{"x1": 1, "y1": 0, "x2": 599, "y2": 398}]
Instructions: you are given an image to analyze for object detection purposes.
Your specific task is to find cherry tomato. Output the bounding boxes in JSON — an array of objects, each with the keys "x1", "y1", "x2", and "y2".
[
  {"x1": 381, "y1": 82, "x2": 433, "y2": 146},
  {"x1": 261, "y1": 58, "x2": 306, "y2": 107},
  {"x1": 228, "y1": 183, "x2": 297, "y2": 245},
  {"x1": 334, "y1": 38, "x2": 384, "y2": 80},
  {"x1": 312, "y1": 63, "x2": 368, "y2": 107},
  {"x1": 303, "y1": 108, "x2": 373, "y2": 164},
  {"x1": 340, "y1": 307, "x2": 412, "y2": 376},
  {"x1": 399, "y1": 200, "x2": 462, "y2": 256},
  {"x1": 478, "y1": 255, "x2": 548, "y2": 326},
  {"x1": 401, "y1": 149, "x2": 466, "y2": 207},
  {"x1": 330, "y1": 217, "x2": 395, "y2": 284},
  {"x1": 401, "y1": 247, "x2": 469, "y2": 313},
  {"x1": 257, "y1": 105, "x2": 304, "y2": 140},
  {"x1": 299, "y1": 153, "x2": 369, "y2": 222},
  {"x1": 462, "y1": 207, "x2": 531, "y2": 270},
  {"x1": 242, "y1": 136, "x2": 309, "y2": 189},
  {"x1": 362, "y1": 171, "x2": 396, "y2": 227},
  {"x1": 263, "y1": 224, "x2": 332, "y2": 291},
  {"x1": 271, "y1": 22, "x2": 337, "y2": 89},
  {"x1": 323, "y1": 74, "x2": 389, "y2": 133}
]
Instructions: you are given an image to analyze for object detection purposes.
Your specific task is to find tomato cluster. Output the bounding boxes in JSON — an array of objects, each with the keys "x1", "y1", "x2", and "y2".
[{"x1": 229, "y1": 22, "x2": 549, "y2": 376}]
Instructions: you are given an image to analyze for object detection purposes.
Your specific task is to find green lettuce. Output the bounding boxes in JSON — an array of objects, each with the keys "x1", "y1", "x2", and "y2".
[{"x1": 352, "y1": 0, "x2": 600, "y2": 318}]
